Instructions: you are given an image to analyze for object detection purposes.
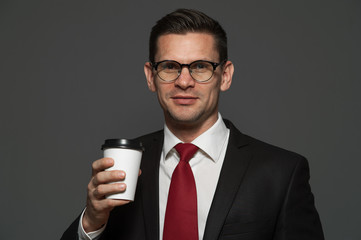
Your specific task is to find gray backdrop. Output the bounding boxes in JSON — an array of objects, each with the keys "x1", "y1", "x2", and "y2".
[{"x1": 1, "y1": 0, "x2": 360, "y2": 239}]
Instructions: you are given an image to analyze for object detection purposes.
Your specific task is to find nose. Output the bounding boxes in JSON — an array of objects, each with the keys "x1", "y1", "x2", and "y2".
[{"x1": 175, "y1": 67, "x2": 195, "y2": 89}]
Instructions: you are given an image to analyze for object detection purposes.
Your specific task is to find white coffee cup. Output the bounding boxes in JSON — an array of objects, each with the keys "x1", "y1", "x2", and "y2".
[{"x1": 102, "y1": 139, "x2": 144, "y2": 201}]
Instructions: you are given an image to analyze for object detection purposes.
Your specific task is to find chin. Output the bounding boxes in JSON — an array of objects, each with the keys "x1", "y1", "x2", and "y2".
[
  {"x1": 167, "y1": 111, "x2": 203, "y2": 125},
  {"x1": 167, "y1": 108, "x2": 208, "y2": 125}
]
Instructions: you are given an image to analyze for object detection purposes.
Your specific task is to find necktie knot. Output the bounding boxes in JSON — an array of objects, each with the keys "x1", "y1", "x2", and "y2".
[{"x1": 174, "y1": 143, "x2": 199, "y2": 163}]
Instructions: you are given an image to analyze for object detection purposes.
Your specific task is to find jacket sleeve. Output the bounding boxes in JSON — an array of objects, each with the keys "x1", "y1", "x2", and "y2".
[
  {"x1": 273, "y1": 157, "x2": 324, "y2": 240},
  {"x1": 60, "y1": 214, "x2": 81, "y2": 240}
]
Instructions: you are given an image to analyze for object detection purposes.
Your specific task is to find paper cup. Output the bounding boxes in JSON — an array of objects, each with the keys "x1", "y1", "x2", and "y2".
[{"x1": 102, "y1": 139, "x2": 144, "y2": 201}]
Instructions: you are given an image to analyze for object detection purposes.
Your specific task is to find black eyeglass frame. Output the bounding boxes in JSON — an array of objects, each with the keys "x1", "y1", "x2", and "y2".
[{"x1": 151, "y1": 59, "x2": 226, "y2": 83}]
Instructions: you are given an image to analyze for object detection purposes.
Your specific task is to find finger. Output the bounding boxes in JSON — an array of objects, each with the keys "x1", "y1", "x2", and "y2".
[
  {"x1": 104, "y1": 198, "x2": 131, "y2": 208},
  {"x1": 139, "y1": 169, "x2": 142, "y2": 176},
  {"x1": 91, "y1": 198, "x2": 131, "y2": 212},
  {"x1": 92, "y1": 183, "x2": 127, "y2": 199},
  {"x1": 92, "y1": 170, "x2": 126, "y2": 186},
  {"x1": 92, "y1": 158, "x2": 114, "y2": 176},
  {"x1": 86, "y1": 194, "x2": 131, "y2": 216}
]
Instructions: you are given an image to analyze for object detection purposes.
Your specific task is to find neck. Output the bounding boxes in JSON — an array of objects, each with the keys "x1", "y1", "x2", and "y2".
[{"x1": 165, "y1": 114, "x2": 219, "y2": 143}]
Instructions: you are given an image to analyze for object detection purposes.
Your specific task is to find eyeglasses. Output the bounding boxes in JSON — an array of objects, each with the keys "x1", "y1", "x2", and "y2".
[{"x1": 151, "y1": 60, "x2": 224, "y2": 83}]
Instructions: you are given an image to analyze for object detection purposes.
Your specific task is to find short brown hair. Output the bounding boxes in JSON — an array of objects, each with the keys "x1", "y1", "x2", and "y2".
[{"x1": 149, "y1": 9, "x2": 228, "y2": 63}]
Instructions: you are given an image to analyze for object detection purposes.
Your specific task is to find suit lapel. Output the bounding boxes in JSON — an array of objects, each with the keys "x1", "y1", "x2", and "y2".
[
  {"x1": 138, "y1": 121, "x2": 251, "y2": 240},
  {"x1": 203, "y1": 120, "x2": 252, "y2": 240},
  {"x1": 140, "y1": 131, "x2": 164, "y2": 240}
]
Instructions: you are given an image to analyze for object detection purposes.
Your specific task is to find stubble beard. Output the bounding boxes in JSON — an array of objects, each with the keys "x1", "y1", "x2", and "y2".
[
  {"x1": 164, "y1": 101, "x2": 220, "y2": 132},
  {"x1": 159, "y1": 87, "x2": 220, "y2": 129},
  {"x1": 166, "y1": 107, "x2": 206, "y2": 125}
]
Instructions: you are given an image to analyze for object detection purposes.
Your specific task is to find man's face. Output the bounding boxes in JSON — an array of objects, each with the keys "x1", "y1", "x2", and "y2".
[{"x1": 144, "y1": 32, "x2": 233, "y2": 128}]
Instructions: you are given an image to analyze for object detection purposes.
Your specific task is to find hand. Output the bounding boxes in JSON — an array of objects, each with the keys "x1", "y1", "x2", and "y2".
[{"x1": 82, "y1": 158, "x2": 139, "y2": 232}]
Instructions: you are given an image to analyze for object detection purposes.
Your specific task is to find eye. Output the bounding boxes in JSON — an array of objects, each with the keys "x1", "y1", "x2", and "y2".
[
  {"x1": 191, "y1": 61, "x2": 211, "y2": 72},
  {"x1": 194, "y1": 63, "x2": 206, "y2": 69},
  {"x1": 159, "y1": 61, "x2": 179, "y2": 71}
]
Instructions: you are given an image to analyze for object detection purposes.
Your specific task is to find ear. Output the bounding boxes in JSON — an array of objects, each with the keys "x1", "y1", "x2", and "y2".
[
  {"x1": 220, "y1": 60, "x2": 234, "y2": 92},
  {"x1": 144, "y1": 62, "x2": 156, "y2": 92}
]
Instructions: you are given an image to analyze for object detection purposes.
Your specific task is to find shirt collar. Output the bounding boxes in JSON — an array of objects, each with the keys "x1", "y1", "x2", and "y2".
[{"x1": 163, "y1": 113, "x2": 229, "y2": 163}]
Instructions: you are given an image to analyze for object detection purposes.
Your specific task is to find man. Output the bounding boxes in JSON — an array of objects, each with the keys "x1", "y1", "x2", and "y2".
[{"x1": 62, "y1": 9, "x2": 324, "y2": 240}]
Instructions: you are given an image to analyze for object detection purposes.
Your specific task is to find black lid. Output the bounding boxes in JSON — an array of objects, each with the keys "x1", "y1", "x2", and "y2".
[{"x1": 101, "y1": 139, "x2": 144, "y2": 151}]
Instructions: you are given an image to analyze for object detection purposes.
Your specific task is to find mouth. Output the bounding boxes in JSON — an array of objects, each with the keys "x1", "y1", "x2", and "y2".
[{"x1": 171, "y1": 95, "x2": 198, "y2": 105}]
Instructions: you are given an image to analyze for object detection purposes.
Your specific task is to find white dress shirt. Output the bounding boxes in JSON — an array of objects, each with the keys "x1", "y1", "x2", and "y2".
[
  {"x1": 159, "y1": 113, "x2": 229, "y2": 240},
  {"x1": 78, "y1": 113, "x2": 230, "y2": 240}
]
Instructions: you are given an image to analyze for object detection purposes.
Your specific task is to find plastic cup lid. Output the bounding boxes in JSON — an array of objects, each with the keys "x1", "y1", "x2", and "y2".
[{"x1": 101, "y1": 139, "x2": 144, "y2": 151}]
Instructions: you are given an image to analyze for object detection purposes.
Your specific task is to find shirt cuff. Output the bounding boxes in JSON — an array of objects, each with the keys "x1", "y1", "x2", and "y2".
[{"x1": 77, "y1": 208, "x2": 106, "y2": 240}]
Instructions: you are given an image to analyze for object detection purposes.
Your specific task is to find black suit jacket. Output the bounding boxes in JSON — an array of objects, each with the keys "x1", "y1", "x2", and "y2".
[{"x1": 61, "y1": 119, "x2": 324, "y2": 240}]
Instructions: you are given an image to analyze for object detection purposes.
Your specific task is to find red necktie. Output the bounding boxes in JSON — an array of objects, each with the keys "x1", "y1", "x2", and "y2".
[{"x1": 163, "y1": 143, "x2": 199, "y2": 240}]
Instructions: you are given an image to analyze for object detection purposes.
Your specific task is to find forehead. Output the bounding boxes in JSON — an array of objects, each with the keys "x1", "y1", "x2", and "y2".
[{"x1": 155, "y1": 32, "x2": 219, "y2": 63}]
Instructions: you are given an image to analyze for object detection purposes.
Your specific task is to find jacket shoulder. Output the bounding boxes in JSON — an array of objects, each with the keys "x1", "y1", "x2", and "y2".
[
  {"x1": 225, "y1": 118, "x2": 307, "y2": 165},
  {"x1": 247, "y1": 134, "x2": 306, "y2": 161},
  {"x1": 134, "y1": 129, "x2": 164, "y2": 145}
]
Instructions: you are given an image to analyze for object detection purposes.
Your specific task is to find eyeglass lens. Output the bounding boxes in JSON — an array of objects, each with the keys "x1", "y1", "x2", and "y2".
[{"x1": 157, "y1": 61, "x2": 215, "y2": 82}]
